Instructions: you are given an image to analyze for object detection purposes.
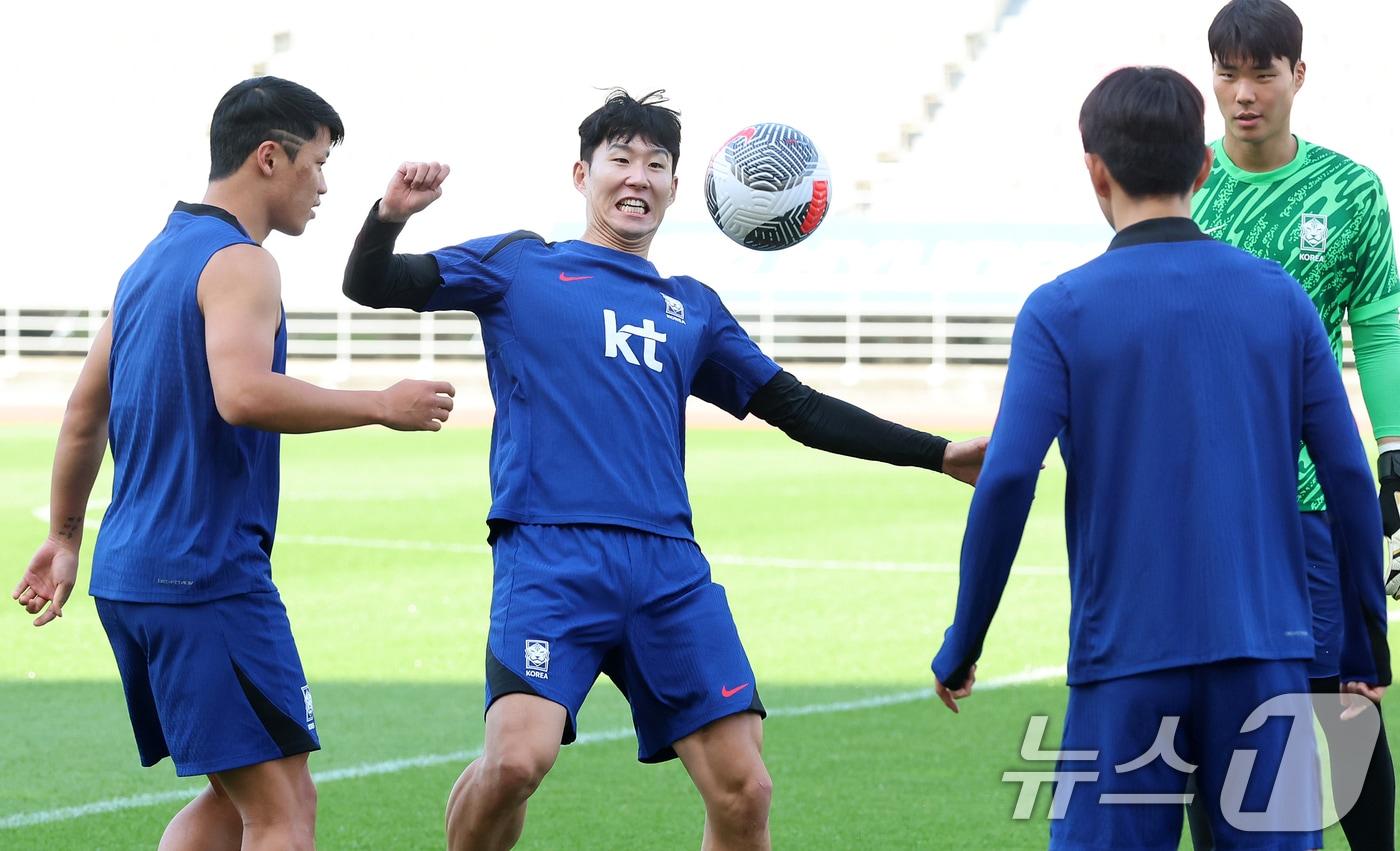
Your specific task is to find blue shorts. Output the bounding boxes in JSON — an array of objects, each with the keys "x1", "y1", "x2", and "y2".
[
  {"x1": 1049, "y1": 659, "x2": 1320, "y2": 851},
  {"x1": 95, "y1": 590, "x2": 320, "y2": 777},
  {"x1": 1301, "y1": 510, "x2": 1341, "y2": 680},
  {"x1": 485, "y1": 523, "x2": 765, "y2": 763}
]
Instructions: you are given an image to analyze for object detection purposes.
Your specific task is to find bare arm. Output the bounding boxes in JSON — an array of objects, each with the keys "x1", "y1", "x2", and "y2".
[
  {"x1": 13, "y1": 318, "x2": 113, "y2": 625},
  {"x1": 200, "y1": 243, "x2": 455, "y2": 433}
]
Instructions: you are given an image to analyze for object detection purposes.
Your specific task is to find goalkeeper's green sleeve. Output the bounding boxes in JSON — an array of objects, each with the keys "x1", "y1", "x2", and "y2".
[{"x1": 1351, "y1": 308, "x2": 1400, "y2": 440}]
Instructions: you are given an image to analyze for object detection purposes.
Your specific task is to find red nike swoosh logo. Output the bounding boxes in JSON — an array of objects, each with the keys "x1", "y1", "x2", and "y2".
[
  {"x1": 559, "y1": 273, "x2": 593, "y2": 282},
  {"x1": 721, "y1": 683, "x2": 750, "y2": 698}
]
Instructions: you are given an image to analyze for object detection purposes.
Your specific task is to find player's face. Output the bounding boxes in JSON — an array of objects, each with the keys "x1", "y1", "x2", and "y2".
[
  {"x1": 575, "y1": 137, "x2": 678, "y2": 251},
  {"x1": 269, "y1": 126, "x2": 332, "y2": 237},
  {"x1": 1212, "y1": 55, "x2": 1305, "y2": 147}
]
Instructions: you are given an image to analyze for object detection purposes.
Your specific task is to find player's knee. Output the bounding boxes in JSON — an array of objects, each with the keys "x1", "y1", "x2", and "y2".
[
  {"x1": 240, "y1": 809, "x2": 315, "y2": 851},
  {"x1": 708, "y1": 766, "x2": 773, "y2": 829},
  {"x1": 480, "y1": 749, "x2": 552, "y2": 802},
  {"x1": 238, "y1": 772, "x2": 317, "y2": 847},
  {"x1": 292, "y1": 773, "x2": 318, "y2": 822}
]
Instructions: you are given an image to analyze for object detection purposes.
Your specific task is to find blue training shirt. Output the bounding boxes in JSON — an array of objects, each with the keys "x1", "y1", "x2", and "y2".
[
  {"x1": 932, "y1": 218, "x2": 1386, "y2": 687},
  {"x1": 91, "y1": 203, "x2": 287, "y2": 604},
  {"x1": 425, "y1": 235, "x2": 780, "y2": 539}
]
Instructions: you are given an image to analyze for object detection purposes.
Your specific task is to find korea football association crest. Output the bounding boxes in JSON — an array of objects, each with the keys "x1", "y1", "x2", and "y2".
[
  {"x1": 661, "y1": 293, "x2": 686, "y2": 324},
  {"x1": 1300, "y1": 213, "x2": 1328, "y2": 261},
  {"x1": 301, "y1": 684, "x2": 316, "y2": 731},
  {"x1": 525, "y1": 639, "x2": 550, "y2": 680}
]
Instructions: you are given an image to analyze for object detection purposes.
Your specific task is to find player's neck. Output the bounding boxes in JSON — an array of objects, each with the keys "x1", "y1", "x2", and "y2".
[
  {"x1": 581, "y1": 222, "x2": 654, "y2": 258},
  {"x1": 1107, "y1": 195, "x2": 1193, "y2": 233},
  {"x1": 1223, "y1": 130, "x2": 1298, "y2": 173},
  {"x1": 201, "y1": 183, "x2": 271, "y2": 243}
]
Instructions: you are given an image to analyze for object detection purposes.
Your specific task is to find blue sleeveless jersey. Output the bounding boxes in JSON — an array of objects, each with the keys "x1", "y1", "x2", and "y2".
[
  {"x1": 91, "y1": 203, "x2": 287, "y2": 603},
  {"x1": 425, "y1": 235, "x2": 781, "y2": 539}
]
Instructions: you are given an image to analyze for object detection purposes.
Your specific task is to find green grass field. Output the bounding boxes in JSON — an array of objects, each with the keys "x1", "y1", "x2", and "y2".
[{"x1": 1, "y1": 424, "x2": 1395, "y2": 849}]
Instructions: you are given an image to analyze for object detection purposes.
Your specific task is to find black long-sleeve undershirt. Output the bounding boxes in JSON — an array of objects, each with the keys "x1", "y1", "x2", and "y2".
[
  {"x1": 747, "y1": 371, "x2": 949, "y2": 473},
  {"x1": 342, "y1": 201, "x2": 442, "y2": 310}
]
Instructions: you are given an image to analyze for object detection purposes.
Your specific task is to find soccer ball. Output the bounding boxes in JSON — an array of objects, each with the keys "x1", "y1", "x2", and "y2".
[{"x1": 705, "y1": 123, "x2": 831, "y2": 250}]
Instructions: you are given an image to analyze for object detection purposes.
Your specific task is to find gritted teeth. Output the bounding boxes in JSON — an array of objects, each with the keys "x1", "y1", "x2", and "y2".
[{"x1": 618, "y1": 198, "x2": 649, "y2": 213}]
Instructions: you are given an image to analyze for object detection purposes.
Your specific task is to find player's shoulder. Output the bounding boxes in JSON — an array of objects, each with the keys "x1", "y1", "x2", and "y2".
[
  {"x1": 1300, "y1": 139, "x2": 1386, "y2": 185},
  {"x1": 1020, "y1": 275, "x2": 1077, "y2": 321},
  {"x1": 670, "y1": 275, "x2": 729, "y2": 312},
  {"x1": 205, "y1": 242, "x2": 279, "y2": 280},
  {"x1": 1181, "y1": 236, "x2": 1296, "y2": 285},
  {"x1": 197, "y1": 243, "x2": 281, "y2": 310},
  {"x1": 443, "y1": 230, "x2": 550, "y2": 261},
  {"x1": 671, "y1": 273, "x2": 714, "y2": 296},
  {"x1": 1202, "y1": 246, "x2": 1305, "y2": 308}
]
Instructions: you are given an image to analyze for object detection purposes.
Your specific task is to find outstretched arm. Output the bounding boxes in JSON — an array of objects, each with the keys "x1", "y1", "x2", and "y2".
[
  {"x1": 14, "y1": 318, "x2": 112, "y2": 626},
  {"x1": 746, "y1": 371, "x2": 986, "y2": 485},
  {"x1": 202, "y1": 243, "x2": 455, "y2": 434}
]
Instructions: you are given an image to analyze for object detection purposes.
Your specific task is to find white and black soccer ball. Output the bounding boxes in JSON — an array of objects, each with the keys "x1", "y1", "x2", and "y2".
[{"x1": 705, "y1": 123, "x2": 831, "y2": 250}]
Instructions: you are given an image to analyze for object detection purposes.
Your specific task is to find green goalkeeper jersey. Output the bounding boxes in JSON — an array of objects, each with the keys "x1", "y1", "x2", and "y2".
[{"x1": 1193, "y1": 136, "x2": 1400, "y2": 511}]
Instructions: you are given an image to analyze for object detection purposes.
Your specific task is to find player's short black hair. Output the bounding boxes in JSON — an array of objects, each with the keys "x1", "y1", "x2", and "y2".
[
  {"x1": 1080, "y1": 66, "x2": 1206, "y2": 198},
  {"x1": 1208, "y1": 0, "x2": 1303, "y2": 70},
  {"x1": 579, "y1": 89, "x2": 681, "y2": 169},
  {"x1": 208, "y1": 77, "x2": 345, "y2": 181}
]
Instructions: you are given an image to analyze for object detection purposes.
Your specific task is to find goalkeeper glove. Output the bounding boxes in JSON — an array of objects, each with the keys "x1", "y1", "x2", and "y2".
[{"x1": 1380, "y1": 450, "x2": 1400, "y2": 599}]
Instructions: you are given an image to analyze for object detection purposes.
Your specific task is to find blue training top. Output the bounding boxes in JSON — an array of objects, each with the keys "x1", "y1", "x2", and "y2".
[
  {"x1": 425, "y1": 235, "x2": 781, "y2": 539},
  {"x1": 91, "y1": 203, "x2": 287, "y2": 604},
  {"x1": 932, "y1": 217, "x2": 1387, "y2": 687}
]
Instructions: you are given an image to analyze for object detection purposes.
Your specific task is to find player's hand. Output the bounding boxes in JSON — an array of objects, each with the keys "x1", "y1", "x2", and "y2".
[
  {"x1": 1339, "y1": 681, "x2": 1386, "y2": 721},
  {"x1": 13, "y1": 538, "x2": 78, "y2": 627},
  {"x1": 934, "y1": 664, "x2": 976, "y2": 714},
  {"x1": 942, "y1": 436, "x2": 989, "y2": 486},
  {"x1": 378, "y1": 380, "x2": 456, "y2": 431},
  {"x1": 379, "y1": 162, "x2": 451, "y2": 223}
]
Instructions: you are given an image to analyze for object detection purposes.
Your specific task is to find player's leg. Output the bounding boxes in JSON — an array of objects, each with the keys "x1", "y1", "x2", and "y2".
[
  {"x1": 1308, "y1": 674, "x2": 1394, "y2": 849},
  {"x1": 446, "y1": 523, "x2": 621, "y2": 850},
  {"x1": 1187, "y1": 513, "x2": 1341, "y2": 850},
  {"x1": 210, "y1": 753, "x2": 316, "y2": 851},
  {"x1": 1337, "y1": 705, "x2": 1395, "y2": 849},
  {"x1": 1183, "y1": 772, "x2": 1215, "y2": 850},
  {"x1": 1049, "y1": 669, "x2": 1192, "y2": 851},
  {"x1": 98, "y1": 592, "x2": 321, "y2": 847},
  {"x1": 673, "y1": 712, "x2": 772, "y2": 851},
  {"x1": 157, "y1": 776, "x2": 242, "y2": 851},
  {"x1": 446, "y1": 694, "x2": 567, "y2": 851},
  {"x1": 96, "y1": 599, "x2": 245, "y2": 850},
  {"x1": 1191, "y1": 659, "x2": 1320, "y2": 851},
  {"x1": 615, "y1": 531, "x2": 771, "y2": 849}
]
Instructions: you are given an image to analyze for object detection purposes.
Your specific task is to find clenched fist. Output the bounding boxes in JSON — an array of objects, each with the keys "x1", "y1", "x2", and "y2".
[{"x1": 379, "y1": 161, "x2": 451, "y2": 223}]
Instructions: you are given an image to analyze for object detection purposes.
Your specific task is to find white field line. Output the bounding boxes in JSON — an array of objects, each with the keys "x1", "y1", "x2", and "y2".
[
  {"x1": 0, "y1": 666, "x2": 1065, "y2": 830},
  {"x1": 28, "y1": 500, "x2": 1072, "y2": 577},
  {"x1": 276, "y1": 533, "x2": 1070, "y2": 577}
]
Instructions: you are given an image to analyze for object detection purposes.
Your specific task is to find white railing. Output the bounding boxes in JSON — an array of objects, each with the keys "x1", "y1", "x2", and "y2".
[{"x1": 0, "y1": 305, "x2": 1360, "y2": 377}]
